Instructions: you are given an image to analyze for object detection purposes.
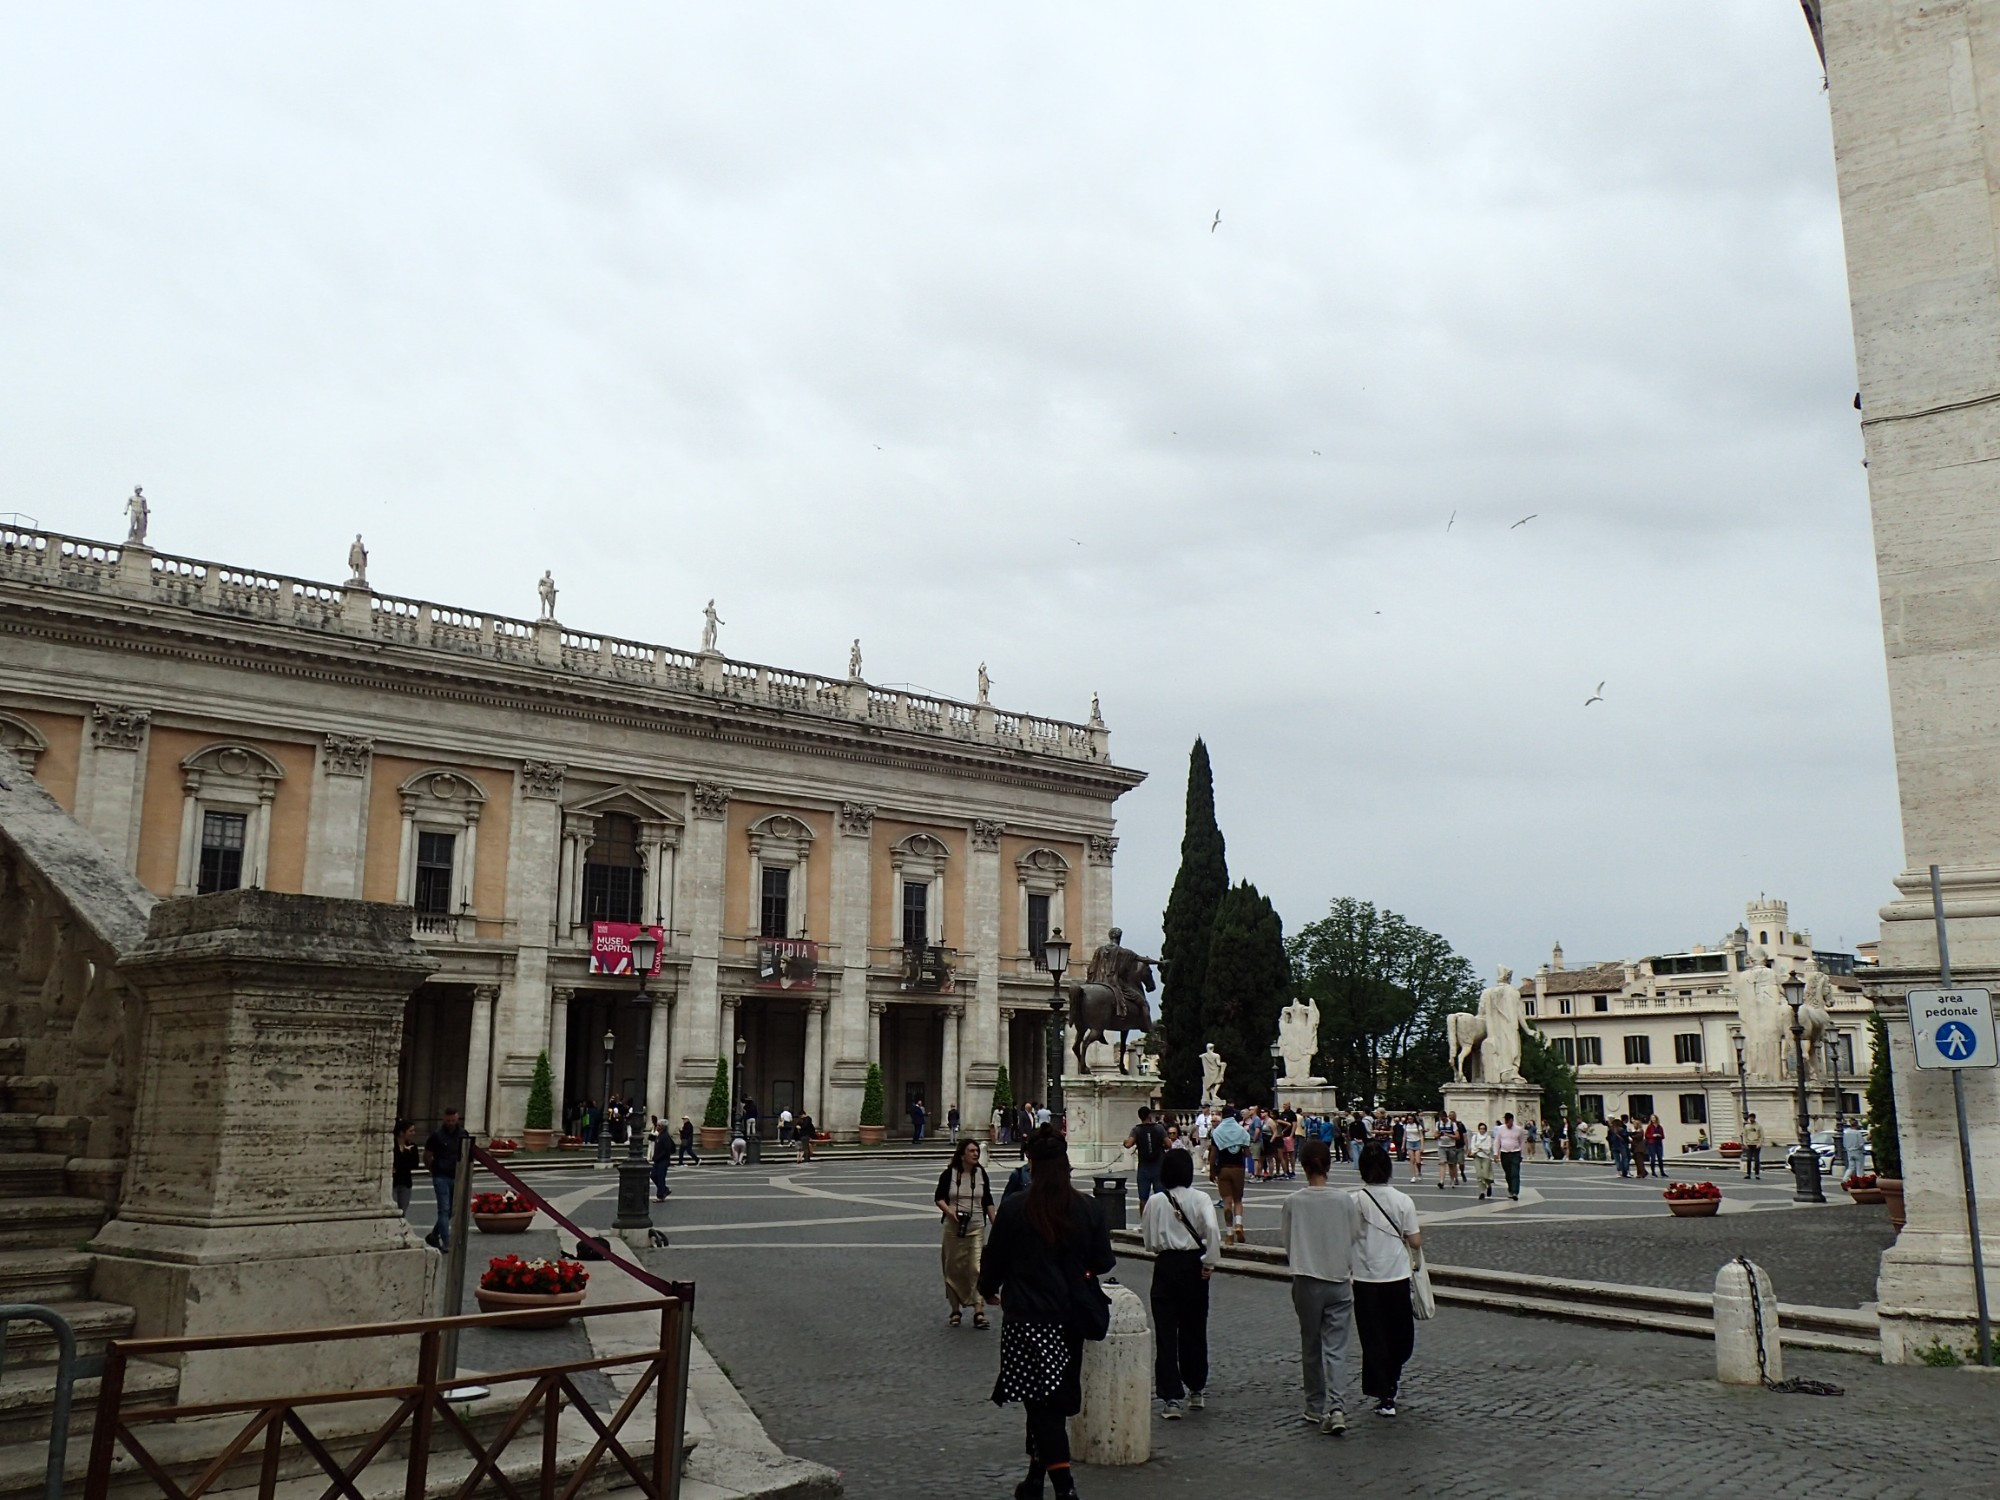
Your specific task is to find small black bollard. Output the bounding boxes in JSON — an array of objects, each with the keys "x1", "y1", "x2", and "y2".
[{"x1": 1092, "y1": 1174, "x2": 1128, "y2": 1232}]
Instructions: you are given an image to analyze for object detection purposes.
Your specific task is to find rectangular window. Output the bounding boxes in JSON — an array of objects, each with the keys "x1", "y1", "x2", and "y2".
[
  {"x1": 197, "y1": 810, "x2": 247, "y2": 895},
  {"x1": 581, "y1": 863, "x2": 644, "y2": 924},
  {"x1": 1627, "y1": 1094, "x2": 1655, "y2": 1121},
  {"x1": 760, "y1": 866, "x2": 791, "y2": 939},
  {"x1": 1836, "y1": 1032, "x2": 1855, "y2": 1075},
  {"x1": 1523, "y1": 998, "x2": 1536, "y2": 1016},
  {"x1": 1840, "y1": 1090, "x2": 1862, "y2": 1116},
  {"x1": 1623, "y1": 1035, "x2": 1652, "y2": 1066},
  {"x1": 414, "y1": 831, "x2": 456, "y2": 915},
  {"x1": 1027, "y1": 892, "x2": 1051, "y2": 968},
  {"x1": 901, "y1": 881, "x2": 930, "y2": 948},
  {"x1": 1678, "y1": 1093, "x2": 1708, "y2": 1124},
  {"x1": 1578, "y1": 1036, "x2": 1603, "y2": 1067},
  {"x1": 1553, "y1": 1037, "x2": 1574, "y2": 1065},
  {"x1": 1558, "y1": 997, "x2": 1574, "y2": 1016},
  {"x1": 1593, "y1": 995, "x2": 1609, "y2": 1013},
  {"x1": 1674, "y1": 1033, "x2": 1703, "y2": 1066},
  {"x1": 1577, "y1": 1093, "x2": 1605, "y2": 1121}
]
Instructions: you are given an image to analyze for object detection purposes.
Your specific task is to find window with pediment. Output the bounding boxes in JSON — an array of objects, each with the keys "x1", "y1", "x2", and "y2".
[{"x1": 174, "y1": 743, "x2": 286, "y2": 896}]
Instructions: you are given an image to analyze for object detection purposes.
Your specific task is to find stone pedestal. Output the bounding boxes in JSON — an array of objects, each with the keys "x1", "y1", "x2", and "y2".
[
  {"x1": 1740, "y1": 1082, "x2": 1838, "y2": 1147},
  {"x1": 1275, "y1": 1082, "x2": 1339, "y2": 1117},
  {"x1": 1070, "y1": 1282, "x2": 1149, "y2": 1465},
  {"x1": 89, "y1": 890, "x2": 438, "y2": 1405},
  {"x1": 1060, "y1": 1072, "x2": 1157, "y2": 1171},
  {"x1": 1441, "y1": 1082, "x2": 1541, "y2": 1135},
  {"x1": 1714, "y1": 1259, "x2": 1782, "y2": 1386}
]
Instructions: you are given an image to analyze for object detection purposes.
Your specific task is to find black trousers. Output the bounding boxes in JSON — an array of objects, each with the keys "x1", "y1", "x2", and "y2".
[
  {"x1": 1149, "y1": 1248, "x2": 1210, "y2": 1399},
  {"x1": 1352, "y1": 1278, "x2": 1415, "y2": 1402}
]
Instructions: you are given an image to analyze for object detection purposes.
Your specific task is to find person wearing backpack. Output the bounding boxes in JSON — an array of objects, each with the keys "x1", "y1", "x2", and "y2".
[
  {"x1": 1140, "y1": 1146, "x2": 1220, "y2": 1419},
  {"x1": 1124, "y1": 1106, "x2": 1168, "y2": 1206},
  {"x1": 979, "y1": 1126, "x2": 1116, "y2": 1500}
]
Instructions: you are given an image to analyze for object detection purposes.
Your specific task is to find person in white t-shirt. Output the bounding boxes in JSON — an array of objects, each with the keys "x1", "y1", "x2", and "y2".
[
  {"x1": 1140, "y1": 1149, "x2": 1221, "y2": 1418},
  {"x1": 1351, "y1": 1143, "x2": 1421, "y2": 1418},
  {"x1": 778, "y1": 1108, "x2": 794, "y2": 1145}
]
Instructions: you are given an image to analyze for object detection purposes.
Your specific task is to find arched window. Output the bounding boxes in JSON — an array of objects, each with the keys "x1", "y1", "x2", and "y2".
[{"x1": 583, "y1": 813, "x2": 645, "y2": 924}]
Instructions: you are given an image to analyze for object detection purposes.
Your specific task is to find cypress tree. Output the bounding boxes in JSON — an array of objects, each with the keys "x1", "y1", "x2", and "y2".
[
  {"x1": 1159, "y1": 739, "x2": 1228, "y2": 1105},
  {"x1": 1199, "y1": 880, "x2": 1288, "y2": 1108}
]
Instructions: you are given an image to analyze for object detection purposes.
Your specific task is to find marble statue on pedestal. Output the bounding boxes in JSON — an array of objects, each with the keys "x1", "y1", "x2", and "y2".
[
  {"x1": 849, "y1": 638, "x2": 863, "y2": 679},
  {"x1": 1199, "y1": 1043, "x2": 1226, "y2": 1107},
  {"x1": 701, "y1": 599, "x2": 724, "y2": 653},
  {"x1": 537, "y1": 571, "x2": 558, "y2": 620},
  {"x1": 1276, "y1": 997, "x2": 1323, "y2": 1084},
  {"x1": 1477, "y1": 966, "x2": 1527, "y2": 1086},
  {"x1": 1068, "y1": 928, "x2": 1154, "y2": 1074},
  {"x1": 347, "y1": 535, "x2": 369, "y2": 587},
  {"x1": 125, "y1": 486, "x2": 149, "y2": 545},
  {"x1": 1732, "y1": 948, "x2": 1788, "y2": 1083}
]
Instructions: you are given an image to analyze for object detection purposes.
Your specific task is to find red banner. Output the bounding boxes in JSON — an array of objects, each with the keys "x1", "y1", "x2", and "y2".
[{"x1": 590, "y1": 922, "x2": 665, "y2": 976}]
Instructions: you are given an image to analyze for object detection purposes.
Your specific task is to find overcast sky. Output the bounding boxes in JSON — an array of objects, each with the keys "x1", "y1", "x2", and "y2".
[{"x1": 0, "y1": 5, "x2": 1893, "y2": 974}]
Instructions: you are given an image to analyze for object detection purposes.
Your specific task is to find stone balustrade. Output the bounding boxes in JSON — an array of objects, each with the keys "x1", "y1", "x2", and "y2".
[{"x1": 0, "y1": 521, "x2": 1112, "y2": 762}]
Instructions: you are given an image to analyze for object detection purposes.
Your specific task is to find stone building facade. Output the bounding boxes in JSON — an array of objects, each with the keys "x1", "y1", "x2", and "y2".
[
  {"x1": 1518, "y1": 899, "x2": 1874, "y2": 1141},
  {"x1": 0, "y1": 517, "x2": 1144, "y2": 1138}
]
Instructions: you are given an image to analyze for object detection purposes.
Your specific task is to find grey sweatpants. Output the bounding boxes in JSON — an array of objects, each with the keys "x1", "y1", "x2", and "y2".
[{"x1": 1291, "y1": 1274, "x2": 1354, "y2": 1416}]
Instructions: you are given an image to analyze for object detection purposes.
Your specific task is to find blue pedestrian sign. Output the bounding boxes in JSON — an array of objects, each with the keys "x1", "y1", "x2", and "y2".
[{"x1": 1909, "y1": 988, "x2": 1998, "y2": 1070}]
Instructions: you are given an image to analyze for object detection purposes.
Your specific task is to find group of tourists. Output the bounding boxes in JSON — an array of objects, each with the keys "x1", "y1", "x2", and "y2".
[
  {"x1": 563, "y1": 1094, "x2": 638, "y2": 1145},
  {"x1": 954, "y1": 1117, "x2": 1426, "y2": 1497}
]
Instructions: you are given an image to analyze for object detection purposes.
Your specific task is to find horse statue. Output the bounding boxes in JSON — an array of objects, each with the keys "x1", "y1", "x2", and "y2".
[
  {"x1": 1448, "y1": 1010, "x2": 1488, "y2": 1083},
  {"x1": 1067, "y1": 929, "x2": 1157, "y2": 1074}
]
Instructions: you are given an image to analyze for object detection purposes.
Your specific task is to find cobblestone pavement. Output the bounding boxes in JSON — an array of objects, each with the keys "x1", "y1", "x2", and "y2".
[{"x1": 448, "y1": 1160, "x2": 2000, "y2": 1499}]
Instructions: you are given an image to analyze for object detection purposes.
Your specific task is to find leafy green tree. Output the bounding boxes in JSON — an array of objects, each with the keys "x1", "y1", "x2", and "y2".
[
  {"x1": 1287, "y1": 899, "x2": 1479, "y2": 1109},
  {"x1": 1519, "y1": 1024, "x2": 1578, "y2": 1126},
  {"x1": 1159, "y1": 739, "x2": 1228, "y2": 1105},
  {"x1": 1199, "y1": 881, "x2": 1288, "y2": 1108},
  {"x1": 991, "y1": 1064, "x2": 1013, "y2": 1114},
  {"x1": 524, "y1": 1050, "x2": 555, "y2": 1131},
  {"x1": 860, "y1": 1062, "x2": 886, "y2": 1127},
  {"x1": 1866, "y1": 1008, "x2": 1901, "y2": 1176},
  {"x1": 702, "y1": 1057, "x2": 731, "y2": 1129}
]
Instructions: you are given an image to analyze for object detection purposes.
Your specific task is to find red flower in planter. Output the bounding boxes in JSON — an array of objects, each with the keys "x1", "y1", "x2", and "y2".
[
  {"x1": 480, "y1": 1255, "x2": 588, "y2": 1294},
  {"x1": 471, "y1": 1192, "x2": 533, "y2": 1214},
  {"x1": 1663, "y1": 1181, "x2": 1722, "y2": 1201},
  {"x1": 487, "y1": 1138, "x2": 521, "y2": 1151},
  {"x1": 1843, "y1": 1173, "x2": 1879, "y2": 1190}
]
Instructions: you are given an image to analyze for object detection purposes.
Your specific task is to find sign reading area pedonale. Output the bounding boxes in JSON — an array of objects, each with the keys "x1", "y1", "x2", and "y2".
[{"x1": 1907, "y1": 987, "x2": 1997, "y2": 1070}]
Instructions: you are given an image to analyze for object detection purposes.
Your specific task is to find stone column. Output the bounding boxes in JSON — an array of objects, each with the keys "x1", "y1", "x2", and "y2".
[
  {"x1": 867, "y1": 1001, "x2": 886, "y2": 1067},
  {"x1": 549, "y1": 986, "x2": 574, "y2": 1115},
  {"x1": 1081, "y1": 835, "x2": 1120, "y2": 1071},
  {"x1": 90, "y1": 889, "x2": 436, "y2": 1404},
  {"x1": 303, "y1": 734, "x2": 372, "y2": 898},
  {"x1": 828, "y1": 801, "x2": 876, "y2": 1136},
  {"x1": 804, "y1": 997, "x2": 827, "y2": 1119},
  {"x1": 464, "y1": 984, "x2": 498, "y2": 1132},
  {"x1": 673, "y1": 784, "x2": 729, "y2": 1124},
  {"x1": 1824, "y1": 0, "x2": 2000, "y2": 1360},
  {"x1": 941, "y1": 1003, "x2": 963, "y2": 1122},
  {"x1": 646, "y1": 994, "x2": 671, "y2": 1127},
  {"x1": 964, "y1": 820, "x2": 1004, "y2": 1139},
  {"x1": 78, "y1": 704, "x2": 149, "y2": 870}
]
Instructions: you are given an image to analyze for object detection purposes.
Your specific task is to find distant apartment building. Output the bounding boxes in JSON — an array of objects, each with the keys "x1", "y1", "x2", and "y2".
[{"x1": 1520, "y1": 898, "x2": 1874, "y2": 1140}]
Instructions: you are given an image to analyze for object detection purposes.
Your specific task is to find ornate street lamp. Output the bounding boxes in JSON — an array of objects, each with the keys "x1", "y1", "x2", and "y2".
[
  {"x1": 1731, "y1": 1030, "x2": 1749, "y2": 1142},
  {"x1": 612, "y1": 928, "x2": 659, "y2": 1239},
  {"x1": 733, "y1": 1035, "x2": 748, "y2": 1140},
  {"x1": 1782, "y1": 975, "x2": 1825, "y2": 1204},
  {"x1": 598, "y1": 1028, "x2": 616, "y2": 1167},
  {"x1": 1043, "y1": 929, "x2": 1070, "y2": 1127}
]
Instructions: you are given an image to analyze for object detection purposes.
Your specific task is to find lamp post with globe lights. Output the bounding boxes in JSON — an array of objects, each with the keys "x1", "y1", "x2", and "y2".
[
  {"x1": 1043, "y1": 930, "x2": 1070, "y2": 1127},
  {"x1": 1783, "y1": 974, "x2": 1825, "y2": 1204},
  {"x1": 597, "y1": 1029, "x2": 616, "y2": 1167},
  {"x1": 611, "y1": 927, "x2": 660, "y2": 1239}
]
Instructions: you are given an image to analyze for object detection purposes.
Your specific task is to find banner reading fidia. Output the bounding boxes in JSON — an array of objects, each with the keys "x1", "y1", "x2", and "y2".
[{"x1": 590, "y1": 922, "x2": 665, "y2": 975}]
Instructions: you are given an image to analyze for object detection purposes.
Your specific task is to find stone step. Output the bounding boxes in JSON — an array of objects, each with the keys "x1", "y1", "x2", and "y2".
[
  {"x1": 0, "y1": 1155, "x2": 72, "y2": 1197},
  {"x1": 0, "y1": 1120, "x2": 36, "y2": 1155},
  {"x1": 0, "y1": 1082, "x2": 55, "y2": 1117},
  {"x1": 0, "y1": 1357, "x2": 178, "y2": 1446},
  {"x1": 0, "y1": 1301, "x2": 134, "y2": 1364},
  {"x1": 0, "y1": 1249, "x2": 93, "y2": 1304},
  {"x1": 0, "y1": 1198, "x2": 104, "y2": 1250},
  {"x1": 0, "y1": 1043, "x2": 23, "y2": 1075}
]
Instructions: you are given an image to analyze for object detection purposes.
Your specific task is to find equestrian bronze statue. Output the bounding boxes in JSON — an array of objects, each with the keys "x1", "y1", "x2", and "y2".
[{"x1": 1067, "y1": 928, "x2": 1157, "y2": 1074}]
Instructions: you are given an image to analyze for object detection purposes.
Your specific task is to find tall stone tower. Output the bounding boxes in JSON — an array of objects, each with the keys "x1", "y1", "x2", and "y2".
[{"x1": 1823, "y1": 0, "x2": 2000, "y2": 1362}]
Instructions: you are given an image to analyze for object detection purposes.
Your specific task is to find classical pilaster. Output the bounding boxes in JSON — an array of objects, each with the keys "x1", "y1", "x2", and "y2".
[
  {"x1": 867, "y1": 1001, "x2": 886, "y2": 1067},
  {"x1": 941, "y1": 1003, "x2": 964, "y2": 1121},
  {"x1": 78, "y1": 704, "x2": 149, "y2": 870},
  {"x1": 673, "y1": 783, "x2": 729, "y2": 1123},
  {"x1": 304, "y1": 733, "x2": 373, "y2": 898},
  {"x1": 464, "y1": 984, "x2": 499, "y2": 1133},
  {"x1": 804, "y1": 997, "x2": 828, "y2": 1120},
  {"x1": 828, "y1": 801, "x2": 876, "y2": 1135},
  {"x1": 964, "y1": 819, "x2": 1004, "y2": 1134},
  {"x1": 492, "y1": 760, "x2": 565, "y2": 1132},
  {"x1": 646, "y1": 994, "x2": 672, "y2": 1128},
  {"x1": 549, "y1": 986, "x2": 574, "y2": 1114},
  {"x1": 1084, "y1": 835, "x2": 1118, "y2": 944}
]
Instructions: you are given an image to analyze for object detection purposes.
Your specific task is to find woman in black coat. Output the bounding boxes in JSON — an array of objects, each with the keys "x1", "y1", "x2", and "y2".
[{"x1": 978, "y1": 1127, "x2": 1115, "y2": 1500}]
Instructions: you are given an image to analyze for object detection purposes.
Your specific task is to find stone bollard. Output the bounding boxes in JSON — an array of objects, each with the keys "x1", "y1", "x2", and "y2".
[
  {"x1": 1714, "y1": 1259, "x2": 1783, "y2": 1385},
  {"x1": 1070, "y1": 1282, "x2": 1150, "y2": 1465}
]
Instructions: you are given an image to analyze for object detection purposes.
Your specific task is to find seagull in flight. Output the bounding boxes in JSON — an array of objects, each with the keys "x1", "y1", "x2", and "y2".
[
  {"x1": 1312, "y1": 449, "x2": 1321, "y2": 457},
  {"x1": 1210, "y1": 210, "x2": 1221, "y2": 233},
  {"x1": 1510, "y1": 514, "x2": 1537, "y2": 529},
  {"x1": 1446, "y1": 510, "x2": 1456, "y2": 533},
  {"x1": 1584, "y1": 681, "x2": 1605, "y2": 706}
]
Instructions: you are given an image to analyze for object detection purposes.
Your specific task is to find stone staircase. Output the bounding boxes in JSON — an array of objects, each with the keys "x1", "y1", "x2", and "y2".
[{"x1": 0, "y1": 1047, "x2": 179, "y2": 1497}]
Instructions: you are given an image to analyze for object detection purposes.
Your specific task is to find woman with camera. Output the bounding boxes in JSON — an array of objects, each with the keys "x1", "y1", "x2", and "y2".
[{"x1": 935, "y1": 1138, "x2": 996, "y2": 1328}]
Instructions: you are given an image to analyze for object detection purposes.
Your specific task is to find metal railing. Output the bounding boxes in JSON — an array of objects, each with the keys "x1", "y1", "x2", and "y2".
[
  {"x1": 83, "y1": 1295, "x2": 693, "y2": 1500},
  {"x1": 0, "y1": 1304, "x2": 76, "y2": 1500}
]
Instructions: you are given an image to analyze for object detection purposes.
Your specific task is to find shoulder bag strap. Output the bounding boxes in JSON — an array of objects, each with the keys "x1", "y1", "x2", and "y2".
[
  {"x1": 1360, "y1": 1188, "x2": 1420, "y2": 1256},
  {"x1": 1164, "y1": 1187, "x2": 1207, "y2": 1253}
]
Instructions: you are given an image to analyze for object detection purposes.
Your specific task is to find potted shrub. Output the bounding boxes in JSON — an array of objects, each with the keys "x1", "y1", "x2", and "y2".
[
  {"x1": 1867, "y1": 1009, "x2": 1905, "y2": 1229},
  {"x1": 471, "y1": 1190, "x2": 536, "y2": 1233},
  {"x1": 1663, "y1": 1180, "x2": 1722, "y2": 1217},
  {"x1": 857, "y1": 1062, "x2": 887, "y2": 1146},
  {"x1": 699, "y1": 1057, "x2": 731, "y2": 1151},
  {"x1": 990, "y1": 1064, "x2": 1013, "y2": 1143},
  {"x1": 475, "y1": 1254, "x2": 587, "y2": 1326},
  {"x1": 522, "y1": 1051, "x2": 557, "y2": 1151},
  {"x1": 1843, "y1": 1172, "x2": 1886, "y2": 1205}
]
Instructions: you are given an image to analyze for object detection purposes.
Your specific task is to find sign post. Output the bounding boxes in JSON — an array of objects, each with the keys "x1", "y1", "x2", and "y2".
[{"x1": 1918, "y1": 865, "x2": 1995, "y2": 1366}]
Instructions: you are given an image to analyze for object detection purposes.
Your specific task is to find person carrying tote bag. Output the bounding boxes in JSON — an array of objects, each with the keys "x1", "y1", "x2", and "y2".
[{"x1": 1351, "y1": 1142, "x2": 1422, "y2": 1418}]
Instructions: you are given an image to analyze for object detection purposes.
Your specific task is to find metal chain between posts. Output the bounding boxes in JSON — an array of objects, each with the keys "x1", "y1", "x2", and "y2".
[{"x1": 1736, "y1": 1255, "x2": 1844, "y2": 1397}]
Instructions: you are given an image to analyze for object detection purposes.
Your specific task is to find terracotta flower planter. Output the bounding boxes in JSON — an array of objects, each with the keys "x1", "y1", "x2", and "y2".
[
  {"x1": 1718, "y1": 1146, "x2": 1742, "y2": 1159},
  {"x1": 1845, "y1": 1184, "x2": 1886, "y2": 1205},
  {"x1": 474, "y1": 1286, "x2": 586, "y2": 1328},
  {"x1": 856, "y1": 1125, "x2": 886, "y2": 1146},
  {"x1": 698, "y1": 1126, "x2": 729, "y2": 1151},
  {"x1": 473, "y1": 1210, "x2": 536, "y2": 1234},
  {"x1": 1667, "y1": 1198, "x2": 1720, "y2": 1217},
  {"x1": 1881, "y1": 1177, "x2": 1906, "y2": 1230},
  {"x1": 522, "y1": 1129, "x2": 556, "y2": 1151}
]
